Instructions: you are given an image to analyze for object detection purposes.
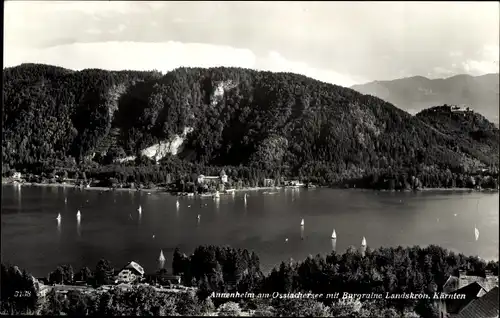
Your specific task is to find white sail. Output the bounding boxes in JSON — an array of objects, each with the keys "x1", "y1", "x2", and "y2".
[
  {"x1": 361, "y1": 236, "x2": 367, "y2": 246},
  {"x1": 214, "y1": 191, "x2": 220, "y2": 199},
  {"x1": 197, "y1": 214, "x2": 201, "y2": 220},
  {"x1": 176, "y1": 200, "x2": 180, "y2": 208},
  {"x1": 76, "y1": 210, "x2": 81, "y2": 218},
  {"x1": 331, "y1": 229, "x2": 337, "y2": 239},
  {"x1": 56, "y1": 213, "x2": 61, "y2": 221},
  {"x1": 138, "y1": 205, "x2": 142, "y2": 213},
  {"x1": 475, "y1": 226, "x2": 480, "y2": 241},
  {"x1": 300, "y1": 218, "x2": 305, "y2": 226},
  {"x1": 159, "y1": 250, "x2": 166, "y2": 262}
]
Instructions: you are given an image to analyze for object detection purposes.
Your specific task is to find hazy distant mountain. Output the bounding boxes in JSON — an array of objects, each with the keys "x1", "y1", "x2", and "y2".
[{"x1": 351, "y1": 74, "x2": 499, "y2": 124}]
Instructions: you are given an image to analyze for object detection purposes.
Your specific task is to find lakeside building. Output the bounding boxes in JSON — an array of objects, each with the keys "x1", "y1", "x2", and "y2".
[
  {"x1": 197, "y1": 170, "x2": 228, "y2": 185},
  {"x1": 115, "y1": 261, "x2": 145, "y2": 284},
  {"x1": 263, "y1": 178, "x2": 275, "y2": 187},
  {"x1": 437, "y1": 269, "x2": 499, "y2": 317}
]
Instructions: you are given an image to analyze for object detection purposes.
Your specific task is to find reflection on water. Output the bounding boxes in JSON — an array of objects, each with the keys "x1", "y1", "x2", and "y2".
[
  {"x1": 77, "y1": 218, "x2": 81, "y2": 237},
  {"x1": 215, "y1": 198, "x2": 220, "y2": 210},
  {"x1": 158, "y1": 260, "x2": 165, "y2": 269},
  {"x1": 331, "y1": 239, "x2": 337, "y2": 252},
  {"x1": 56, "y1": 220, "x2": 61, "y2": 236},
  {"x1": 360, "y1": 245, "x2": 367, "y2": 257},
  {"x1": 2, "y1": 186, "x2": 499, "y2": 276}
]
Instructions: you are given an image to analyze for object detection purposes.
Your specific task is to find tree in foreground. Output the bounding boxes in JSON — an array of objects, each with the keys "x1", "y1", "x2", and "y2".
[{"x1": 218, "y1": 301, "x2": 242, "y2": 316}]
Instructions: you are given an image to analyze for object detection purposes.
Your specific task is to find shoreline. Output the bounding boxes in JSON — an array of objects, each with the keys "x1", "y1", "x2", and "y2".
[
  {"x1": 1, "y1": 181, "x2": 283, "y2": 195},
  {"x1": 1, "y1": 181, "x2": 167, "y2": 193},
  {"x1": 2, "y1": 180, "x2": 497, "y2": 194}
]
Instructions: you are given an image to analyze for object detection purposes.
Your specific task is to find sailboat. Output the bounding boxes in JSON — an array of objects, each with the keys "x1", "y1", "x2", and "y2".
[
  {"x1": 176, "y1": 200, "x2": 180, "y2": 208},
  {"x1": 138, "y1": 205, "x2": 142, "y2": 214},
  {"x1": 159, "y1": 250, "x2": 166, "y2": 262},
  {"x1": 214, "y1": 191, "x2": 220, "y2": 199},
  {"x1": 244, "y1": 193, "x2": 247, "y2": 203},
  {"x1": 331, "y1": 229, "x2": 337, "y2": 239},
  {"x1": 474, "y1": 225, "x2": 480, "y2": 241},
  {"x1": 361, "y1": 236, "x2": 367, "y2": 247},
  {"x1": 300, "y1": 218, "x2": 305, "y2": 226},
  {"x1": 56, "y1": 213, "x2": 62, "y2": 221},
  {"x1": 197, "y1": 214, "x2": 201, "y2": 221},
  {"x1": 76, "y1": 210, "x2": 81, "y2": 218}
]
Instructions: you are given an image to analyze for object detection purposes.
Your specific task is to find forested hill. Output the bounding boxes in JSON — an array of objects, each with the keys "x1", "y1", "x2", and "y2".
[{"x1": 2, "y1": 64, "x2": 499, "y2": 187}]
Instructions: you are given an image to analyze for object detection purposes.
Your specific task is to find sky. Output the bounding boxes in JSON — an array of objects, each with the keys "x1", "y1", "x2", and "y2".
[{"x1": 4, "y1": 1, "x2": 499, "y2": 87}]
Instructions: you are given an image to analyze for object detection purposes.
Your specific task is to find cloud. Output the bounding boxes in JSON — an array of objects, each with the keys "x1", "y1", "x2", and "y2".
[
  {"x1": 4, "y1": 1, "x2": 499, "y2": 82},
  {"x1": 256, "y1": 51, "x2": 362, "y2": 86},
  {"x1": 109, "y1": 24, "x2": 127, "y2": 34},
  {"x1": 86, "y1": 29, "x2": 102, "y2": 35},
  {"x1": 4, "y1": 41, "x2": 361, "y2": 87},
  {"x1": 449, "y1": 51, "x2": 463, "y2": 58},
  {"x1": 461, "y1": 45, "x2": 500, "y2": 75}
]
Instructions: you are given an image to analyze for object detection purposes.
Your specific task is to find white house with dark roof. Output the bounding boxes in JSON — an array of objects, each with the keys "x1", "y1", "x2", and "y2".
[{"x1": 115, "y1": 261, "x2": 145, "y2": 284}]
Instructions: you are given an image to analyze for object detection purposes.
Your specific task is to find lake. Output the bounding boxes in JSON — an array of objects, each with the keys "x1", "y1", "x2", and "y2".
[{"x1": 1, "y1": 185, "x2": 498, "y2": 277}]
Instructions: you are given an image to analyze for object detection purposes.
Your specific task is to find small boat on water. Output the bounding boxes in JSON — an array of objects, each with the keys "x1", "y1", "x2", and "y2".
[
  {"x1": 474, "y1": 225, "x2": 480, "y2": 241},
  {"x1": 331, "y1": 229, "x2": 336, "y2": 239},
  {"x1": 76, "y1": 210, "x2": 81, "y2": 218},
  {"x1": 213, "y1": 191, "x2": 220, "y2": 199},
  {"x1": 176, "y1": 200, "x2": 180, "y2": 208},
  {"x1": 361, "y1": 236, "x2": 367, "y2": 247},
  {"x1": 138, "y1": 205, "x2": 142, "y2": 214},
  {"x1": 300, "y1": 218, "x2": 305, "y2": 226},
  {"x1": 197, "y1": 214, "x2": 201, "y2": 221},
  {"x1": 159, "y1": 250, "x2": 165, "y2": 262},
  {"x1": 56, "y1": 213, "x2": 61, "y2": 221}
]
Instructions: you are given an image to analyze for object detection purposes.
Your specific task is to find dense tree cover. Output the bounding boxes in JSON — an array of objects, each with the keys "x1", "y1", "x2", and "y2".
[
  {"x1": 173, "y1": 244, "x2": 498, "y2": 316},
  {"x1": 3, "y1": 64, "x2": 499, "y2": 190},
  {"x1": 2, "y1": 245, "x2": 499, "y2": 316},
  {"x1": 46, "y1": 259, "x2": 113, "y2": 288},
  {"x1": 2, "y1": 63, "x2": 161, "y2": 168},
  {"x1": 0, "y1": 264, "x2": 39, "y2": 314},
  {"x1": 416, "y1": 105, "x2": 499, "y2": 166}
]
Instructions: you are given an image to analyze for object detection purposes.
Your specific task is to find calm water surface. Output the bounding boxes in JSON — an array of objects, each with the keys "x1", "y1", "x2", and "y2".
[{"x1": 1, "y1": 185, "x2": 498, "y2": 277}]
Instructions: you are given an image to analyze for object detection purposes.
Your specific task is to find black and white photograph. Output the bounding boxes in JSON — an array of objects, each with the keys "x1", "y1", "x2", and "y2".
[{"x1": 1, "y1": 1, "x2": 499, "y2": 316}]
